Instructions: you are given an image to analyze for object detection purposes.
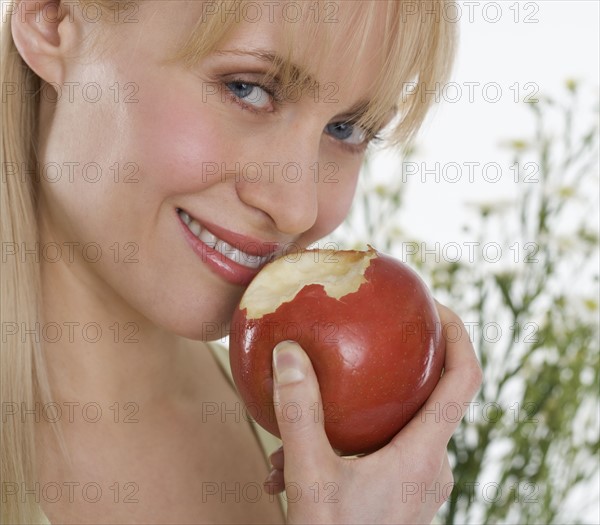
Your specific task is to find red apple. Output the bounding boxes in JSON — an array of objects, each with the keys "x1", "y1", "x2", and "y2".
[{"x1": 228, "y1": 246, "x2": 445, "y2": 456}]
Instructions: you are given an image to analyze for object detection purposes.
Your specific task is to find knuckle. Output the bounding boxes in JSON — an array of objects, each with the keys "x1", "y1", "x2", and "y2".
[
  {"x1": 465, "y1": 360, "x2": 484, "y2": 392},
  {"x1": 440, "y1": 308, "x2": 471, "y2": 344}
]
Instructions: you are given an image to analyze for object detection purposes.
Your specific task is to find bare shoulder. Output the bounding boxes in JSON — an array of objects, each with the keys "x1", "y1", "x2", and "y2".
[{"x1": 37, "y1": 341, "x2": 285, "y2": 524}]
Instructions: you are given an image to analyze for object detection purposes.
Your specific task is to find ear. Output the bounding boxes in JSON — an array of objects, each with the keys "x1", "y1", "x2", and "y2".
[{"x1": 11, "y1": 0, "x2": 80, "y2": 85}]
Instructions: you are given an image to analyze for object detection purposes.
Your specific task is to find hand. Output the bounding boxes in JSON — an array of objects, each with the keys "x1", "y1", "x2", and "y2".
[{"x1": 262, "y1": 302, "x2": 482, "y2": 525}]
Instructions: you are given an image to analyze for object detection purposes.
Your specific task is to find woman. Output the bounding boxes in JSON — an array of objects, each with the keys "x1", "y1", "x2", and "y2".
[{"x1": 1, "y1": 0, "x2": 482, "y2": 523}]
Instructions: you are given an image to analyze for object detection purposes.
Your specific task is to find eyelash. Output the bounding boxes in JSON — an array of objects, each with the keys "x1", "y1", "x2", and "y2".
[{"x1": 222, "y1": 79, "x2": 383, "y2": 155}]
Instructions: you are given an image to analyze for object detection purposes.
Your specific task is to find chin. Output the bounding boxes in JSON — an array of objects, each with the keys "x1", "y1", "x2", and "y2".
[{"x1": 146, "y1": 297, "x2": 235, "y2": 342}]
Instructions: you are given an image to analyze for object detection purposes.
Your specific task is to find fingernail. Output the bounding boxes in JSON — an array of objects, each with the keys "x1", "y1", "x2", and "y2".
[
  {"x1": 273, "y1": 341, "x2": 306, "y2": 385},
  {"x1": 265, "y1": 468, "x2": 278, "y2": 482}
]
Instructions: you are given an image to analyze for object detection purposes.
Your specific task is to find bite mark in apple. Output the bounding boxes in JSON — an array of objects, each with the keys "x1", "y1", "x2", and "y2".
[{"x1": 240, "y1": 247, "x2": 378, "y2": 320}]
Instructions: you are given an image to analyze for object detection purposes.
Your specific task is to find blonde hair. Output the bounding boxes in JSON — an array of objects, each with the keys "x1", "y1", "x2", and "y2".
[{"x1": 0, "y1": 1, "x2": 457, "y2": 522}]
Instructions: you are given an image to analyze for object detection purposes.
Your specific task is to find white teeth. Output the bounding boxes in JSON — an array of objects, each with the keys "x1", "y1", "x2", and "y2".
[
  {"x1": 178, "y1": 209, "x2": 270, "y2": 269},
  {"x1": 214, "y1": 239, "x2": 226, "y2": 255},
  {"x1": 216, "y1": 239, "x2": 246, "y2": 266},
  {"x1": 179, "y1": 211, "x2": 191, "y2": 225},
  {"x1": 244, "y1": 254, "x2": 264, "y2": 269},
  {"x1": 215, "y1": 240, "x2": 265, "y2": 269},
  {"x1": 198, "y1": 229, "x2": 217, "y2": 249},
  {"x1": 189, "y1": 219, "x2": 201, "y2": 237}
]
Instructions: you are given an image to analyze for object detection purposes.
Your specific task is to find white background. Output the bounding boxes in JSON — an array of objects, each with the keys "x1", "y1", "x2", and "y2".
[{"x1": 391, "y1": 0, "x2": 599, "y2": 245}]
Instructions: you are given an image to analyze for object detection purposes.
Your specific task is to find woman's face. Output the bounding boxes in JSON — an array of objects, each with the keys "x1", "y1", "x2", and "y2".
[{"x1": 37, "y1": 1, "x2": 388, "y2": 339}]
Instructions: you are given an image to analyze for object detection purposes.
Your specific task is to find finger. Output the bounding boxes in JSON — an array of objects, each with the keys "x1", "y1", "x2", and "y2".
[
  {"x1": 402, "y1": 302, "x2": 482, "y2": 447},
  {"x1": 271, "y1": 341, "x2": 333, "y2": 472},
  {"x1": 268, "y1": 446, "x2": 284, "y2": 470},
  {"x1": 263, "y1": 468, "x2": 285, "y2": 495}
]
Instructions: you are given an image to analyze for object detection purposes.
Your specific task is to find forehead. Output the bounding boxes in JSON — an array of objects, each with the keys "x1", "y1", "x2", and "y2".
[
  {"x1": 146, "y1": 0, "x2": 390, "y2": 109},
  {"x1": 226, "y1": 2, "x2": 387, "y2": 82}
]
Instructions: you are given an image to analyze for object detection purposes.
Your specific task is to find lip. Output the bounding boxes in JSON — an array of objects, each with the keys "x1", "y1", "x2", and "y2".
[
  {"x1": 176, "y1": 209, "x2": 279, "y2": 287},
  {"x1": 198, "y1": 219, "x2": 281, "y2": 257}
]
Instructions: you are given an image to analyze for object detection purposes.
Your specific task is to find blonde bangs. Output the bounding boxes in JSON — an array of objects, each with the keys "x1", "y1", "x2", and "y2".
[
  {"x1": 170, "y1": 1, "x2": 457, "y2": 149},
  {"x1": 171, "y1": 1, "x2": 334, "y2": 95},
  {"x1": 352, "y1": 0, "x2": 459, "y2": 148},
  {"x1": 169, "y1": 1, "x2": 239, "y2": 66}
]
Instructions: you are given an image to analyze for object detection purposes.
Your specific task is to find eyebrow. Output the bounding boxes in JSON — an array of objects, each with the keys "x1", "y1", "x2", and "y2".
[
  {"x1": 213, "y1": 48, "x2": 378, "y2": 123},
  {"x1": 214, "y1": 48, "x2": 317, "y2": 85}
]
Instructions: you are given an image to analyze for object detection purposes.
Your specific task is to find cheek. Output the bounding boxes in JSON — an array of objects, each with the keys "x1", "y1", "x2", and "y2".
[
  {"x1": 308, "y1": 166, "x2": 361, "y2": 242},
  {"x1": 131, "y1": 90, "x2": 225, "y2": 196}
]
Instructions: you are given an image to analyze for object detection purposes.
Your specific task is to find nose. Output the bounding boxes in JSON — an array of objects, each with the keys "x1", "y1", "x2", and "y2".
[{"x1": 235, "y1": 126, "x2": 320, "y2": 236}]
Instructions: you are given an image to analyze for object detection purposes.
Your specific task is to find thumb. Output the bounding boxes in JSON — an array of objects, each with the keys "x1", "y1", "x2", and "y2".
[{"x1": 272, "y1": 341, "x2": 332, "y2": 469}]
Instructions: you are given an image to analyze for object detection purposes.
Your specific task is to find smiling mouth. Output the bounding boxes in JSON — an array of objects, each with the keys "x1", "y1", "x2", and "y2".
[{"x1": 176, "y1": 208, "x2": 273, "y2": 270}]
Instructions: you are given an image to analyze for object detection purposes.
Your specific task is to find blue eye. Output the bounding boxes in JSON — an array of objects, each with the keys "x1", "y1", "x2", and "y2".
[
  {"x1": 325, "y1": 121, "x2": 367, "y2": 145},
  {"x1": 226, "y1": 81, "x2": 271, "y2": 110}
]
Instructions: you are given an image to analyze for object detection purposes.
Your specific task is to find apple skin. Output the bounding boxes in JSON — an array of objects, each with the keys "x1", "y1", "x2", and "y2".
[{"x1": 228, "y1": 248, "x2": 445, "y2": 456}]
